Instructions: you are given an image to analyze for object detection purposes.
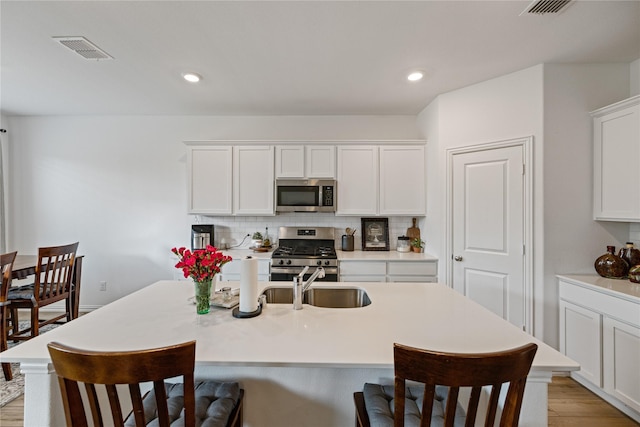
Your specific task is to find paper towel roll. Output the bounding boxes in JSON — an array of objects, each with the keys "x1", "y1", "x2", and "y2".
[{"x1": 239, "y1": 256, "x2": 259, "y2": 313}]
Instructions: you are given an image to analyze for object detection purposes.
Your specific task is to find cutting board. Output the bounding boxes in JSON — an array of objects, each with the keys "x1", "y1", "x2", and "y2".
[{"x1": 406, "y1": 217, "x2": 420, "y2": 241}]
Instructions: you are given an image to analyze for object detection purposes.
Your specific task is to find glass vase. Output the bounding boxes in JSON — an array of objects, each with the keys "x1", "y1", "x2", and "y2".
[{"x1": 194, "y1": 279, "x2": 213, "y2": 314}]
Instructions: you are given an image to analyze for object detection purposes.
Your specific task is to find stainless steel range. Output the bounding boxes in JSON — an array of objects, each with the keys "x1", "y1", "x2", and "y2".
[{"x1": 270, "y1": 226, "x2": 338, "y2": 282}]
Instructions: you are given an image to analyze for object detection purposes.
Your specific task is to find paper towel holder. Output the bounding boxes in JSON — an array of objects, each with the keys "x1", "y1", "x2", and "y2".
[
  {"x1": 233, "y1": 255, "x2": 263, "y2": 318},
  {"x1": 232, "y1": 304, "x2": 262, "y2": 318}
]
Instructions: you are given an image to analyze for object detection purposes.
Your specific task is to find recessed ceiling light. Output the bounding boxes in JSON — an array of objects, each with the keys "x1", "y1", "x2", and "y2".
[
  {"x1": 182, "y1": 72, "x2": 202, "y2": 83},
  {"x1": 407, "y1": 71, "x2": 424, "y2": 82}
]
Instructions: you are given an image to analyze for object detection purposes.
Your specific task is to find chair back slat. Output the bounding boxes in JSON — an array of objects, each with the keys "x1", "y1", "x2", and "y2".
[
  {"x1": 392, "y1": 343, "x2": 538, "y2": 427},
  {"x1": 48, "y1": 340, "x2": 197, "y2": 427}
]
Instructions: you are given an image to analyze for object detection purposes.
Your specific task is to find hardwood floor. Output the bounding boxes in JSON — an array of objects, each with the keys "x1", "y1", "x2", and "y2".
[
  {"x1": 548, "y1": 376, "x2": 638, "y2": 426},
  {"x1": 1, "y1": 376, "x2": 637, "y2": 426}
]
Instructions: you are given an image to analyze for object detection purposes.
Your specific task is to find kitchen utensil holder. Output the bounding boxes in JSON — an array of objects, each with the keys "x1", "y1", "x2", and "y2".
[{"x1": 342, "y1": 235, "x2": 354, "y2": 251}]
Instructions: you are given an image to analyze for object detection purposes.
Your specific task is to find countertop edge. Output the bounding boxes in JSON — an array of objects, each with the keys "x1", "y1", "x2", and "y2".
[{"x1": 557, "y1": 274, "x2": 640, "y2": 302}]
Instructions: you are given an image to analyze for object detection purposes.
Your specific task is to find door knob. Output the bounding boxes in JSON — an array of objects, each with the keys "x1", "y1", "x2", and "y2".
[{"x1": 454, "y1": 255, "x2": 463, "y2": 261}]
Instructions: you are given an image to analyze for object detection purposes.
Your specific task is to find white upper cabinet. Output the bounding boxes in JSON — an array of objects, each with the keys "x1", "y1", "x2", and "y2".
[
  {"x1": 306, "y1": 145, "x2": 335, "y2": 178},
  {"x1": 379, "y1": 145, "x2": 425, "y2": 215},
  {"x1": 275, "y1": 145, "x2": 335, "y2": 178},
  {"x1": 336, "y1": 146, "x2": 379, "y2": 215},
  {"x1": 592, "y1": 95, "x2": 640, "y2": 222},
  {"x1": 336, "y1": 144, "x2": 426, "y2": 216},
  {"x1": 187, "y1": 145, "x2": 233, "y2": 215},
  {"x1": 186, "y1": 143, "x2": 274, "y2": 216},
  {"x1": 233, "y1": 146, "x2": 275, "y2": 216}
]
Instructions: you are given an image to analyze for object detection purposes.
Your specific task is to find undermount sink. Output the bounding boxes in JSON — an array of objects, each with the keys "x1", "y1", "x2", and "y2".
[{"x1": 261, "y1": 286, "x2": 371, "y2": 308}]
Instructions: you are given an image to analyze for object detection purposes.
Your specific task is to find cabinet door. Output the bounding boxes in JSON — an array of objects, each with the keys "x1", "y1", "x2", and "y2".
[
  {"x1": 275, "y1": 145, "x2": 304, "y2": 178},
  {"x1": 336, "y1": 146, "x2": 378, "y2": 215},
  {"x1": 233, "y1": 146, "x2": 275, "y2": 215},
  {"x1": 593, "y1": 97, "x2": 640, "y2": 221},
  {"x1": 559, "y1": 300, "x2": 602, "y2": 386},
  {"x1": 187, "y1": 146, "x2": 232, "y2": 215},
  {"x1": 379, "y1": 146, "x2": 426, "y2": 215},
  {"x1": 603, "y1": 317, "x2": 640, "y2": 412},
  {"x1": 306, "y1": 145, "x2": 335, "y2": 178}
]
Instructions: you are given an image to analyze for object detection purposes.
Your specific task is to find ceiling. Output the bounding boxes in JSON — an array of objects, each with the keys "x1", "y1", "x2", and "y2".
[{"x1": 1, "y1": 1, "x2": 639, "y2": 116}]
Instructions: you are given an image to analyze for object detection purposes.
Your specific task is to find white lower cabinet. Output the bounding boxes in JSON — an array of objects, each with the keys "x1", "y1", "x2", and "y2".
[
  {"x1": 603, "y1": 316, "x2": 640, "y2": 412},
  {"x1": 339, "y1": 260, "x2": 437, "y2": 283},
  {"x1": 558, "y1": 276, "x2": 640, "y2": 419},
  {"x1": 559, "y1": 300, "x2": 602, "y2": 386},
  {"x1": 339, "y1": 261, "x2": 386, "y2": 282},
  {"x1": 220, "y1": 259, "x2": 270, "y2": 282},
  {"x1": 387, "y1": 261, "x2": 437, "y2": 283}
]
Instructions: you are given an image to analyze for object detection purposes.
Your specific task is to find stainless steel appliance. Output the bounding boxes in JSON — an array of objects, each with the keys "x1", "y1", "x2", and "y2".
[
  {"x1": 270, "y1": 226, "x2": 338, "y2": 281},
  {"x1": 275, "y1": 179, "x2": 336, "y2": 213},
  {"x1": 191, "y1": 224, "x2": 214, "y2": 250}
]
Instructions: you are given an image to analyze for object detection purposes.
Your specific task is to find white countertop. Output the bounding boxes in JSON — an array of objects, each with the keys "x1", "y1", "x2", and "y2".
[
  {"x1": 220, "y1": 248, "x2": 438, "y2": 262},
  {"x1": 1, "y1": 281, "x2": 576, "y2": 373},
  {"x1": 557, "y1": 274, "x2": 640, "y2": 302}
]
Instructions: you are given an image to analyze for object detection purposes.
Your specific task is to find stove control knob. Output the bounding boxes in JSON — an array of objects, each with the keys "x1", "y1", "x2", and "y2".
[
  {"x1": 317, "y1": 260, "x2": 322, "y2": 266},
  {"x1": 324, "y1": 260, "x2": 331, "y2": 266},
  {"x1": 278, "y1": 260, "x2": 284, "y2": 265},
  {"x1": 286, "y1": 260, "x2": 292, "y2": 265}
]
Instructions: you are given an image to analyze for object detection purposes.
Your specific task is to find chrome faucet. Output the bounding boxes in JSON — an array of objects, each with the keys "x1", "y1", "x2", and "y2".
[{"x1": 293, "y1": 266, "x2": 325, "y2": 310}]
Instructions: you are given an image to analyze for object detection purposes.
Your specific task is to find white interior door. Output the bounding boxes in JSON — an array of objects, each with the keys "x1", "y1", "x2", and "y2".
[{"x1": 452, "y1": 145, "x2": 525, "y2": 329}]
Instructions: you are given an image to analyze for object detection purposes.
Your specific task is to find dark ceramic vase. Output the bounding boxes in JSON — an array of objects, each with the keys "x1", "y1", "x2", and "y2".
[
  {"x1": 629, "y1": 264, "x2": 640, "y2": 284},
  {"x1": 594, "y1": 246, "x2": 629, "y2": 279},
  {"x1": 618, "y1": 242, "x2": 640, "y2": 269}
]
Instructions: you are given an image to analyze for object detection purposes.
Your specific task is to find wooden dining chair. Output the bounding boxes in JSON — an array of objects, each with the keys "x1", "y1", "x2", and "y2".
[
  {"x1": 8, "y1": 242, "x2": 78, "y2": 341},
  {"x1": 354, "y1": 342, "x2": 538, "y2": 427},
  {"x1": 0, "y1": 250, "x2": 17, "y2": 380},
  {"x1": 47, "y1": 340, "x2": 244, "y2": 427}
]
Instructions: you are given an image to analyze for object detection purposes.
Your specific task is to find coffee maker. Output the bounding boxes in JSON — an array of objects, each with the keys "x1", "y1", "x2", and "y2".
[{"x1": 191, "y1": 225, "x2": 214, "y2": 250}]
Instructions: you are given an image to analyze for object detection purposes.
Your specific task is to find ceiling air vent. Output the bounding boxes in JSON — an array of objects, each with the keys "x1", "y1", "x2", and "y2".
[
  {"x1": 52, "y1": 36, "x2": 113, "y2": 60},
  {"x1": 522, "y1": 0, "x2": 573, "y2": 15}
]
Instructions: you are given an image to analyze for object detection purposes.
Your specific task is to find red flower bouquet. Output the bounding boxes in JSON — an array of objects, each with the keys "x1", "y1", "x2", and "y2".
[{"x1": 172, "y1": 245, "x2": 232, "y2": 314}]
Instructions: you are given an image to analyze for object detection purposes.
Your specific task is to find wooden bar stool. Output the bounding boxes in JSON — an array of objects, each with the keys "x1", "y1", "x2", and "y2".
[
  {"x1": 47, "y1": 340, "x2": 243, "y2": 427},
  {"x1": 354, "y1": 342, "x2": 538, "y2": 427}
]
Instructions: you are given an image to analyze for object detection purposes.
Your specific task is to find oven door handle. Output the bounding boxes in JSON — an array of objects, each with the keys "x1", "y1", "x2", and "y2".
[{"x1": 270, "y1": 267, "x2": 338, "y2": 275}]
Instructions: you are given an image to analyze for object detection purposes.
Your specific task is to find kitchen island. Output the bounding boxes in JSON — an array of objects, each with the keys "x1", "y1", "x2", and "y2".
[{"x1": 1, "y1": 280, "x2": 578, "y2": 426}]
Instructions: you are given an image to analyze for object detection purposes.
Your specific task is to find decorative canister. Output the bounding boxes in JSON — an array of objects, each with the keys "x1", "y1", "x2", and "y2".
[
  {"x1": 618, "y1": 242, "x2": 640, "y2": 269},
  {"x1": 629, "y1": 264, "x2": 640, "y2": 284},
  {"x1": 594, "y1": 246, "x2": 629, "y2": 279},
  {"x1": 397, "y1": 236, "x2": 410, "y2": 252}
]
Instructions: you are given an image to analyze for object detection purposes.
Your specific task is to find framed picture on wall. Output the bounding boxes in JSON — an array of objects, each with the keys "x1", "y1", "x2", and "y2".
[{"x1": 361, "y1": 217, "x2": 390, "y2": 251}]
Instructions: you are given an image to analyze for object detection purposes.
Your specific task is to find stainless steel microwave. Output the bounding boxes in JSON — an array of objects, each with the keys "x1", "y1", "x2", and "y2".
[{"x1": 275, "y1": 179, "x2": 336, "y2": 213}]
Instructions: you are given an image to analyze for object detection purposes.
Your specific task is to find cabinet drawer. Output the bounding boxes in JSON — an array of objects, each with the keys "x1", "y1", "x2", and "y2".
[
  {"x1": 559, "y1": 280, "x2": 640, "y2": 327},
  {"x1": 387, "y1": 261, "x2": 437, "y2": 276},
  {"x1": 222, "y1": 260, "x2": 270, "y2": 275},
  {"x1": 387, "y1": 275, "x2": 437, "y2": 283},
  {"x1": 339, "y1": 261, "x2": 386, "y2": 276},
  {"x1": 340, "y1": 275, "x2": 386, "y2": 283}
]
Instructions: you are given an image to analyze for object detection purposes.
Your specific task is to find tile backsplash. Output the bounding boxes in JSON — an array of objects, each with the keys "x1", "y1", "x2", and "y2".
[
  {"x1": 630, "y1": 223, "x2": 640, "y2": 247},
  {"x1": 192, "y1": 214, "x2": 424, "y2": 250}
]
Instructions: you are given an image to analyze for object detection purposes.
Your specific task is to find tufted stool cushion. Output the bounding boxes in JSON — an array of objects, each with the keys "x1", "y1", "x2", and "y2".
[
  {"x1": 124, "y1": 381, "x2": 241, "y2": 427},
  {"x1": 362, "y1": 383, "x2": 466, "y2": 427}
]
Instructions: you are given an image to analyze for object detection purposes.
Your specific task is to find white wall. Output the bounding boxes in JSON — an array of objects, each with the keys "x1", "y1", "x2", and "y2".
[
  {"x1": 417, "y1": 64, "x2": 546, "y2": 335},
  {"x1": 542, "y1": 64, "x2": 630, "y2": 345},
  {"x1": 5, "y1": 115, "x2": 421, "y2": 308},
  {"x1": 416, "y1": 63, "x2": 631, "y2": 347}
]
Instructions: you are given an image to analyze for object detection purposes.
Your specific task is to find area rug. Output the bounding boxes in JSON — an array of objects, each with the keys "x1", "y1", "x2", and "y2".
[{"x1": 0, "y1": 322, "x2": 58, "y2": 407}]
